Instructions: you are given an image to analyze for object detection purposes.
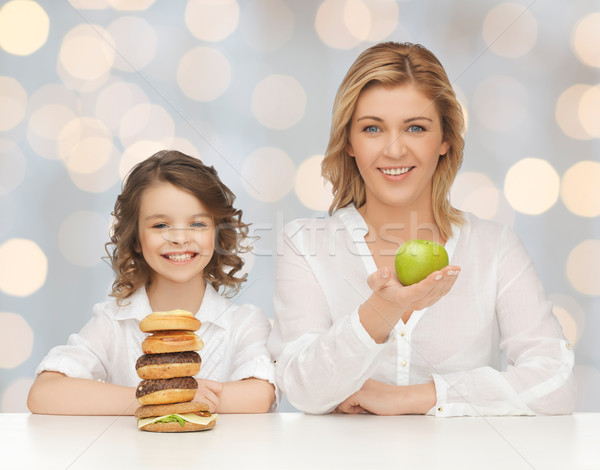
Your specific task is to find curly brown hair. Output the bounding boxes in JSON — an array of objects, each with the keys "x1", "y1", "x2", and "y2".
[
  {"x1": 322, "y1": 42, "x2": 465, "y2": 241},
  {"x1": 105, "y1": 150, "x2": 250, "y2": 303}
]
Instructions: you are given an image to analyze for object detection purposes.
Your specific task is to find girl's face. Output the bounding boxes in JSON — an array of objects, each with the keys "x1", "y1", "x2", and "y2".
[
  {"x1": 346, "y1": 83, "x2": 449, "y2": 213},
  {"x1": 137, "y1": 182, "x2": 215, "y2": 290}
]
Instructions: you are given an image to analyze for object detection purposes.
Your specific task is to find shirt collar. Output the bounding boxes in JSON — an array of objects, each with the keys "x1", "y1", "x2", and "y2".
[{"x1": 114, "y1": 283, "x2": 232, "y2": 329}]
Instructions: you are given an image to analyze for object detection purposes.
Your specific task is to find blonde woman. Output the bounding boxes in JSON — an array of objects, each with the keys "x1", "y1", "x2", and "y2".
[{"x1": 268, "y1": 42, "x2": 574, "y2": 416}]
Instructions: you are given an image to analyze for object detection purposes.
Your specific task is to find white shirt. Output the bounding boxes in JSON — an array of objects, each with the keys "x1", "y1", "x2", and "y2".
[
  {"x1": 267, "y1": 206, "x2": 575, "y2": 416},
  {"x1": 37, "y1": 284, "x2": 279, "y2": 410}
]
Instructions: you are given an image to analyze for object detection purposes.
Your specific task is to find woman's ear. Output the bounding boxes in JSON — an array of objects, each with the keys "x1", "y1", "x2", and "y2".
[
  {"x1": 345, "y1": 141, "x2": 355, "y2": 158},
  {"x1": 440, "y1": 140, "x2": 450, "y2": 157}
]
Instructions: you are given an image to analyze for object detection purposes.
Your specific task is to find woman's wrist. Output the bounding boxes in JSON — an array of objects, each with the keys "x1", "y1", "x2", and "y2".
[{"x1": 359, "y1": 293, "x2": 409, "y2": 343}]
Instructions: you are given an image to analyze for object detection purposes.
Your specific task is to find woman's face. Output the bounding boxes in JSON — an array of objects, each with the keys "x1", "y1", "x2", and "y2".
[{"x1": 346, "y1": 83, "x2": 449, "y2": 213}]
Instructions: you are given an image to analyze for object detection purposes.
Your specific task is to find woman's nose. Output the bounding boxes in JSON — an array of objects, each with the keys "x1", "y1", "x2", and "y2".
[{"x1": 381, "y1": 132, "x2": 407, "y2": 159}]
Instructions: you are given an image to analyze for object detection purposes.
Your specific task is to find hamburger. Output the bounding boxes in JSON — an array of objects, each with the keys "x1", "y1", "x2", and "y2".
[
  {"x1": 136, "y1": 376, "x2": 198, "y2": 406},
  {"x1": 139, "y1": 309, "x2": 201, "y2": 333},
  {"x1": 135, "y1": 401, "x2": 217, "y2": 432},
  {"x1": 135, "y1": 351, "x2": 202, "y2": 380}
]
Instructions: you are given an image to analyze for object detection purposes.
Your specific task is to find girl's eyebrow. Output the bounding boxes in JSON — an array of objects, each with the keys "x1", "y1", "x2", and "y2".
[
  {"x1": 144, "y1": 213, "x2": 212, "y2": 221},
  {"x1": 355, "y1": 115, "x2": 434, "y2": 123}
]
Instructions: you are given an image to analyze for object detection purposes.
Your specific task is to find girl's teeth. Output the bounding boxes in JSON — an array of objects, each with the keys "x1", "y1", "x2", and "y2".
[
  {"x1": 167, "y1": 253, "x2": 192, "y2": 262},
  {"x1": 381, "y1": 167, "x2": 412, "y2": 176}
]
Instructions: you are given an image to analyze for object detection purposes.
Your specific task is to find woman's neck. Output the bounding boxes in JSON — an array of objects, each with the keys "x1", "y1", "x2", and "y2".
[{"x1": 146, "y1": 278, "x2": 207, "y2": 314}]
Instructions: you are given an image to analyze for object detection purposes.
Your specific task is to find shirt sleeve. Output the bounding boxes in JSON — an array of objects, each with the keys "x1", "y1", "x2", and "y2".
[
  {"x1": 267, "y1": 222, "x2": 386, "y2": 414},
  {"x1": 227, "y1": 304, "x2": 281, "y2": 411},
  {"x1": 430, "y1": 226, "x2": 575, "y2": 417},
  {"x1": 34, "y1": 302, "x2": 117, "y2": 382}
]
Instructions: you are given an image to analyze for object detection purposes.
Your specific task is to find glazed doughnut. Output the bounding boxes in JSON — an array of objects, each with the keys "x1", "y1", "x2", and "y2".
[
  {"x1": 136, "y1": 351, "x2": 202, "y2": 380},
  {"x1": 139, "y1": 309, "x2": 201, "y2": 333},
  {"x1": 136, "y1": 377, "x2": 198, "y2": 405},
  {"x1": 142, "y1": 330, "x2": 204, "y2": 354}
]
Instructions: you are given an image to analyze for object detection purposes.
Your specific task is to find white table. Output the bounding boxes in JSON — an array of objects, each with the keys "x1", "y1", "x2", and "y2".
[{"x1": 1, "y1": 412, "x2": 599, "y2": 470}]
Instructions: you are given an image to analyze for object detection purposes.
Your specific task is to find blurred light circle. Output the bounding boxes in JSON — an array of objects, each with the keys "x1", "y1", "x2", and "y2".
[
  {"x1": 315, "y1": 0, "x2": 363, "y2": 49},
  {"x1": 0, "y1": 313, "x2": 33, "y2": 369},
  {"x1": 239, "y1": 0, "x2": 294, "y2": 52},
  {"x1": 294, "y1": 155, "x2": 333, "y2": 211},
  {"x1": 108, "y1": 16, "x2": 157, "y2": 71},
  {"x1": 566, "y1": 239, "x2": 600, "y2": 296},
  {"x1": 58, "y1": 117, "x2": 113, "y2": 174},
  {"x1": 560, "y1": 161, "x2": 600, "y2": 218},
  {"x1": 108, "y1": 0, "x2": 156, "y2": 10},
  {"x1": 177, "y1": 47, "x2": 231, "y2": 102},
  {"x1": 1, "y1": 377, "x2": 35, "y2": 412},
  {"x1": 504, "y1": 158, "x2": 559, "y2": 215},
  {"x1": 571, "y1": 12, "x2": 600, "y2": 68},
  {"x1": 68, "y1": 145, "x2": 120, "y2": 193},
  {"x1": 185, "y1": 0, "x2": 239, "y2": 42},
  {"x1": 95, "y1": 81, "x2": 148, "y2": 132},
  {"x1": 119, "y1": 140, "x2": 165, "y2": 179},
  {"x1": 351, "y1": 0, "x2": 399, "y2": 42},
  {"x1": 0, "y1": 1, "x2": 49, "y2": 56},
  {"x1": 119, "y1": 103, "x2": 175, "y2": 148},
  {"x1": 28, "y1": 105, "x2": 78, "y2": 160},
  {"x1": 0, "y1": 76, "x2": 27, "y2": 131},
  {"x1": 550, "y1": 294, "x2": 585, "y2": 345},
  {"x1": 58, "y1": 211, "x2": 109, "y2": 267},
  {"x1": 0, "y1": 239, "x2": 47, "y2": 297},
  {"x1": 578, "y1": 85, "x2": 600, "y2": 138},
  {"x1": 171, "y1": 137, "x2": 201, "y2": 159},
  {"x1": 451, "y1": 172, "x2": 499, "y2": 220},
  {"x1": 242, "y1": 147, "x2": 295, "y2": 202},
  {"x1": 252, "y1": 74, "x2": 306, "y2": 130},
  {"x1": 556, "y1": 84, "x2": 594, "y2": 140},
  {"x1": 343, "y1": 0, "x2": 370, "y2": 41},
  {"x1": 59, "y1": 24, "x2": 115, "y2": 81},
  {"x1": 482, "y1": 3, "x2": 537, "y2": 58},
  {"x1": 0, "y1": 139, "x2": 26, "y2": 195},
  {"x1": 68, "y1": 0, "x2": 111, "y2": 8},
  {"x1": 473, "y1": 75, "x2": 528, "y2": 131}
]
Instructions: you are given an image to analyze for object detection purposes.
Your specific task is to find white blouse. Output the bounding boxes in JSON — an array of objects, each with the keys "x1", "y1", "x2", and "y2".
[
  {"x1": 36, "y1": 284, "x2": 278, "y2": 409},
  {"x1": 267, "y1": 206, "x2": 575, "y2": 416}
]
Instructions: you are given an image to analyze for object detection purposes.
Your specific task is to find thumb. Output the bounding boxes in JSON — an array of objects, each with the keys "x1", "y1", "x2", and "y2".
[{"x1": 367, "y1": 267, "x2": 391, "y2": 292}]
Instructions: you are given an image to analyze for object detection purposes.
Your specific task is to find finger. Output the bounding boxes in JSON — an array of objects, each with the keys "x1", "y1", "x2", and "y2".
[
  {"x1": 367, "y1": 267, "x2": 391, "y2": 292},
  {"x1": 203, "y1": 379, "x2": 224, "y2": 394}
]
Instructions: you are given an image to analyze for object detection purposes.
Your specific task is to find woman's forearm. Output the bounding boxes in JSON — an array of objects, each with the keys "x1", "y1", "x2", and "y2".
[
  {"x1": 217, "y1": 378, "x2": 275, "y2": 413},
  {"x1": 27, "y1": 371, "x2": 139, "y2": 416}
]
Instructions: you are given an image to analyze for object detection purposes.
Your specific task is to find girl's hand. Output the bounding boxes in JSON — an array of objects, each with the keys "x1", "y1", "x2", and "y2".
[
  {"x1": 335, "y1": 380, "x2": 436, "y2": 415},
  {"x1": 194, "y1": 379, "x2": 222, "y2": 412}
]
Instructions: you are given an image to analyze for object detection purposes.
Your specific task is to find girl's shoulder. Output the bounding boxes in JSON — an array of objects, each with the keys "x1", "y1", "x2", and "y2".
[{"x1": 91, "y1": 288, "x2": 150, "y2": 322}]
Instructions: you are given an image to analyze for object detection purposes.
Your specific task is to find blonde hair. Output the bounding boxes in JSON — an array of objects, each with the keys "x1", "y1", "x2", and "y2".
[
  {"x1": 321, "y1": 42, "x2": 465, "y2": 241},
  {"x1": 105, "y1": 150, "x2": 250, "y2": 303}
]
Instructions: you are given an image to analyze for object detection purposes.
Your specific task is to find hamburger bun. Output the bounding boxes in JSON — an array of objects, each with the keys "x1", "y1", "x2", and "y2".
[
  {"x1": 139, "y1": 310, "x2": 201, "y2": 333},
  {"x1": 135, "y1": 401, "x2": 217, "y2": 433},
  {"x1": 136, "y1": 377, "x2": 198, "y2": 405},
  {"x1": 135, "y1": 351, "x2": 201, "y2": 380},
  {"x1": 141, "y1": 330, "x2": 204, "y2": 354}
]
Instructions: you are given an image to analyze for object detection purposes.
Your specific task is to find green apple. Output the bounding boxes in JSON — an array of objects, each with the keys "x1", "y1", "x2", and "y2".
[{"x1": 394, "y1": 239, "x2": 449, "y2": 286}]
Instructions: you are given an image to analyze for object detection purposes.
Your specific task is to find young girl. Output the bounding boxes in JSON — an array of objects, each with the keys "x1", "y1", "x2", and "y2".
[
  {"x1": 268, "y1": 42, "x2": 575, "y2": 416},
  {"x1": 28, "y1": 150, "x2": 277, "y2": 415}
]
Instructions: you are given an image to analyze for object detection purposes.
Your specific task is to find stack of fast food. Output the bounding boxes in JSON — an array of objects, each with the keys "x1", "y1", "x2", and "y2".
[{"x1": 134, "y1": 309, "x2": 217, "y2": 432}]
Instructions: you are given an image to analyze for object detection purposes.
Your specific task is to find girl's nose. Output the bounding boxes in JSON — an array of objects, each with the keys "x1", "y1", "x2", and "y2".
[{"x1": 162, "y1": 228, "x2": 191, "y2": 245}]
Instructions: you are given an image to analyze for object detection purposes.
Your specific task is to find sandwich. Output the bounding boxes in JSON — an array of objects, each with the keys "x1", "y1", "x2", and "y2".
[{"x1": 135, "y1": 401, "x2": 217, "y2": 433}]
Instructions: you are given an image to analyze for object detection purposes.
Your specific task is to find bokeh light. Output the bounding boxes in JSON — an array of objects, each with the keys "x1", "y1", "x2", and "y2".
[
  {"x1": 560, "y1": 161, "x2": 600, "y2": 218},
  {"x1": 0, "y1": 76, "x2": 27, "y2": 131},
  {"x1": 242, "y1": 147, "x2": 296, "y2": 202},
  {"x1": 451, "y1": 172, "x2": 498, "y2": 220},
  {"x1": 0, "y1": 1, "x2": 49, "y2": 56},
  {"x1": 239, "y1": 0, "x2": 294, "y2": 52},
  {"x1": 1, "y1": 377, "x2": 34, "y2": 413},
  {"x1": 95, "y1": 81, "x2": 149, "y2": 132},
  {"x1": 0, "y1": 313, "x2": 34, "y2": 368},
  {"x1": 68, "y1": 0, "x2": 111, "y2": 8},
  {"x1": 0, "y1": 139, "x2": 26, "y2": 195},
  {"x1": 567, "y1": 239, "x2": 600, "y2": 296},
  {"x1": 58, "y1": 211, "x2": 110, "y2": 267},
  {"x1": 578, "y1": 85, "x2": 600, "y2": 138},
  {"x1": 119, "y1": 103, "x2": 175, "y2": 148},
  {"x1": 252, "y1": 75, "x2": 306, "y2": 130},
  {"x1": 177, "y1": 47, "x2": 231, "y2": 102},
  {"x1": 68, "y1": 146, "x2": 121, "y2": 193},
  {"x1": 185, "y1": 0, "x2": 239, "y2": 42},
  {"x1": 472, "y1": 75, "x2": 528, "y2": 131},
  {"x1": 28, "y1": 104, "x2": 78, "y2": 160},
  {"x1": 504, "y1": 158, "x2": 559, "y2": 215},
  {"x1": 550, "y1": 294, "x2": 585, "y2": 345},
  {"x1": 482, "y1": 3, "x2": 537, "y2": 58},
  {"x1": 58, "y1": 24, "x2": 115, "y2": 82},
  {"x1": 556, "y1": 84, "x2": 595, "y2": 141},
  {"x1": 571, "y1": 12, "x2": 600, "y2": 68},
  {"x1": 119, "y1": 140, "x2": 165, "y2": 179},
  {"x1": 315, "y1": 0, "x2": 363, "y2": 49},
  {"x1": 108, "y1": 0, "x2": 156, "y2": 10},
  {"x1": 294, "y1": 155, "x2": 333, "y2": 211},
  {"x1": 108, "y1": 16, "x2": 157, "y2": 71},
  {"x1": 58, "y1": 117, "x2": 114, "y2": 174},
  {"x1": 0, "y1": 239, "x2": 47, "y2": 297}
]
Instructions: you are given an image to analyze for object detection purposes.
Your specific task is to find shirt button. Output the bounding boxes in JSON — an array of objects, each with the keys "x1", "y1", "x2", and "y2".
[
  {"x1": 392, "y1": 337, "x2": 396, "y2": 342},
  {"x1": 566, "y1": 343, "x2": 572, "y2": 350},
  {"x1": 438, "y1": 406, "x2": 444, "y2": 412},
  {"x1": 400, "y1": 331, "x2": 406, "y2": 337},
  {"x1": 402, "y1": 360, "x2": 407, "y2": 367}
]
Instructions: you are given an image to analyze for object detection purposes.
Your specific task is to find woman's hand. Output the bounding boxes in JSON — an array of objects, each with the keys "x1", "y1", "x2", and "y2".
[
  {"x1": 335, "y1": 380, "x2": 436, "y2": 415},
  {"x1": 194, "y1": 379, "x2": 222, "y2": 412},
  {"x1": 359, "y1": 265, "x2": 460, "y2": 342}
]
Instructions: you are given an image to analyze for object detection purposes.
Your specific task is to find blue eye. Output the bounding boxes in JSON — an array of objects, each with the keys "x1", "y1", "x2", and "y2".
[
  {"x1": 191, "y1": 221, "x2": 208, "y2": 228},
  {"x1": 408, "y1": 125, "x2": 424, "y2": 133},
  {"x1": 363, "y1": 125, "x2": 380, "y2": 134},
  {"x1": 152, "y1": 223, "x2": 168, "y2": 229}
]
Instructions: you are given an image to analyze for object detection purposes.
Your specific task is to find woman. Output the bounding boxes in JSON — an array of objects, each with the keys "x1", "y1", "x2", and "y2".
[{"x1": 268, "y1": 42, "x2": 574, "y2": 416}]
